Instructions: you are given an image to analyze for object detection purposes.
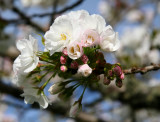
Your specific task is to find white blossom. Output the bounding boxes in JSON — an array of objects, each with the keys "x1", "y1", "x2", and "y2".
[
  {"x1": 12, "y1": 71, "x2": 27, "y2": 86},
  {"x1": 45, "y1": 10, "x2": 119, "y2": 55},
  {"x1": 120, "y1": 25, "x2": 148, "y2": 48},
  {"x1": 81, "y1": 29, "x2": 100, "y2": 47},
  {"x1": 12, "y1": 35, "x2": 49, "y2": 108},
  {"x1": 147, "y1": 49, "x2": 160, "y2": 64},
  {"x1": 153, "y1": 33, "x2": 160, "y2": 47},
  {"x1": 13, "y1": 35, "x2": 39, "y2": 74},
  {"x1": 44, "y1": 15, "x2": 73, "y2": 55},
  {"x1": 126, "y1": 10, "x2": 143, "y2": 22},
  {"x1": 67, "y1": 42, "x2": 83, "y2": 60},
  {"x1": 44, "y1": 10, "x2": 89, "y2": 55},
  {"x1": 116, "y1": 25, "x2": 155, "y2": 65},
  {"x1": 100, "y1": 25, "x2": 120, "y2": 52},
  {"x1": 148, "y1": 79, "x2": 160, "y2": 87},
  {"x1": 21, "y1": 87, "x2": 49, "y2": 109},
  {"x1": 98, "y1": 0, "x2": 112, "y2": 21},
  {"x1": 13, "y1": 72, "x2": 49, "y2": 108}
]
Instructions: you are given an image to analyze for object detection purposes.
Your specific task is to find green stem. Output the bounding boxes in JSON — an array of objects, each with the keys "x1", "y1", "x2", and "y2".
[
  {"x1": 73, "y1": 83, "x2": 81, "y2": 90},
  {"x1": 61, "y1": 78, "x2": 83, "y2": 86},
  {"x1": 40, "y1": 58, "x2": 55, "y2": 64},
  {"x1": 79, "y1": 82, "x2": 88, "y2": 102},
  {"x1": 41, "y1": 70, "x2": 50, "y2": 79},
  {"x1": 40, "y1": 72, "x2": 56, "y2": 90}
]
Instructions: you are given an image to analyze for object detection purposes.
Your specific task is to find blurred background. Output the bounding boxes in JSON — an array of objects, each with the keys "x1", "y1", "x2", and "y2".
[{"x1": 0, "y1": 0, "x2": 160, "y2": 121}]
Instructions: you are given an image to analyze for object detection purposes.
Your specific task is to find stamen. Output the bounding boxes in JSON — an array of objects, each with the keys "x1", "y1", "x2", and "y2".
[{"x1": 61, "y1": 34, "x2": 67, "y2": 40}]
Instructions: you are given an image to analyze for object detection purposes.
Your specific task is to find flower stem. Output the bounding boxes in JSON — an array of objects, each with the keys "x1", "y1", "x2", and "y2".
[
  {"x1": 79, "y1": 82, "x2": 87, "y2": 102},
  {"x1": 40, "y1": 72, "x2": 56, "y2": 90}
]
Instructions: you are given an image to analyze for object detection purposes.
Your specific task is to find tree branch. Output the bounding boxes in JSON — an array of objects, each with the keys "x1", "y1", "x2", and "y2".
[
  {"x1": 49, "y1": 0, "x2": 58, "y2": 25},
  {"x1": 11, "y1": 6, "x2": 45, "y2": 32},
  {"x1": 30, "y1": 0, "x2": 84, "y2": 18},
  {"x1": 0, "y1": 79, "x2": 103, "y2": 122},
  {"x1": 123, "y1": 63, "x2": 160, "y2": 75}
]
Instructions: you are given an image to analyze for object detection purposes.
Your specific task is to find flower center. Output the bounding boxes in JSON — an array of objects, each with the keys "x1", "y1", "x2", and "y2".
[
  {"x1": 88, "y1": 35, "x2": 94, "y2": 42},
  {"x1": 76, "y1": 45, "x2": 80, "y2": 52},
  {"x1": 61, "y1": 34, "x2": 67, "y2": 40},
  {"x1": 70, "y1": 47, "x2": 74, "y2": 53},
  {"x1": 86, "y1": 35, "x2": 94, "y2": 44}
]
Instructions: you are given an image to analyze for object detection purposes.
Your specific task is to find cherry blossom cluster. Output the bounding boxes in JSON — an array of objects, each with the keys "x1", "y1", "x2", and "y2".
[{"x1": 13, "y1": 10, "x2": 123, "y2": 117}]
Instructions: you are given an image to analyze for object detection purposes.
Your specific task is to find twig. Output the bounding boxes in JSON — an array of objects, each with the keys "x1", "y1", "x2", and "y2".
[
  {"x1": 30, "y1": 0, "x2": 84, "y2": 18},
  {"x1": 1, "y1": 0, "x2": 84, "y2": 32},
  {"x1": 0, "y1": 79, "x2": 103, "y2": 121},
  {"x1": 123, "y1": 63, "x2": 160, "y2": 75},
  {"x1": 12, "y1": 6, "x2": 45, "y2": 32},
  {"x1": 49, "y1": 0, "x2": 58, "y2": 25}
]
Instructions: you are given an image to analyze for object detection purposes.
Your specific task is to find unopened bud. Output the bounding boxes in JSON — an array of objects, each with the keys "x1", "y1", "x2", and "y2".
[
  {"x1": 108, "y1": 70, "x2": 113, "y2": 77},
  {"x1": 81, "y1": 54, "x2": 89, "y2": 64},
  {"x1": 113, "y1": 66, "x2": 122, "y2": 76},
  {"x1": 60, "y1": 56, "x2": 66, "y2": 64},
  {"x1": 120, "y1": 73, "x2": 124, "y2": 80},
  {"x1": 97, "y1": 52, "x2": 104, "y2": 59},
  {"x1": 70, "y1": 61, "x2": 79, "y2": 69},
  {"x1": 69, "y1": 102, "x2": 82, "y2": 118},
  {"x1": 116, "y1": 79, "x2": 123, "y2": 88},
  {"x1": 48, "y1": 82, "x2": 63, "y2": 95},
  {"x1": 78, "y1": 64, "x2": 92, "y2": 77},
  {"x1": 62, "y1": 48, "x2": 68, "y2": 56},
  {"x1": 103, "y1": 77, "x2": 111, "y2": 85},
  {"x1": 60, "y1": 65, "x2": 67, "y2": 72},
  {"x1": 96, "y1": 60, "x2": 100, "y2": 64}
]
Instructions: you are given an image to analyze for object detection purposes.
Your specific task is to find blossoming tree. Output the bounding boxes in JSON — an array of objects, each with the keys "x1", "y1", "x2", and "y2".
[{"x1": 0, "y1": 0, "x2": 160, "y2": 121}]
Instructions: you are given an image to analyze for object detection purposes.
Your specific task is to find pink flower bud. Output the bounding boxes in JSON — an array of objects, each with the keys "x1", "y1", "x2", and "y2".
[
  {"x1": 70, "y1": 61, "x2": 79, "y2": 69},
  {"x1": 81, "y1": 54, "x2": 89, "y2": 64},
  {"x1": 62, "y1": 48, "x2": 68, "y2": 56},
  {"x1": 116, "y1": 79, "x2": 123, "y2": 88},
  {"x1": 113, "y1": 66, "x2": 122, "y2": 76},
  {"x1": 120, "y1": 73, "x2": 124, "y2": 80},
  {"x1": 60, "y1": 56, "x2": 66, "y2": 64},
  {"x1": 60, "y1": 65, "x2": 67, "y2": 72},
  {"x1": 108, "y1": 70, "x2": 113, "y2": 77},
  {"x1": 103, "y1": 77, "x2": 111, "y2": 85}
]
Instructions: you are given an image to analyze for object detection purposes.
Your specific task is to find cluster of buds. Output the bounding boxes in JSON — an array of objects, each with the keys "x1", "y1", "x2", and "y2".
[
  {"x1": 59, "y1": 48, "x2": 91, "y2": 77},
  {"x1": 103, "y1": 64, "x2": 124, "y2": 88}
]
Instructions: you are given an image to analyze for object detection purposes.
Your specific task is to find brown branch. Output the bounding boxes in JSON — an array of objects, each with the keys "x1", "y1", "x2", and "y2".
[
  {"x1": 123, "y1": 63, "x2": 160, "y2": 75},
  {"x1": 49, "y1": 0, "x2": 58, "y2": 25},
  {"x1": 30, "y1": 0, "x2": 84, "y2": 18},
  {"x1": 11, "y1": 6, "x2": 45, "y2": 32},
  {"x1": 0, "y1": 79, "x2": 103, "y2": 122},
  {"x1": 1, "y1": 0, "x2": 84, "y2": 32}
]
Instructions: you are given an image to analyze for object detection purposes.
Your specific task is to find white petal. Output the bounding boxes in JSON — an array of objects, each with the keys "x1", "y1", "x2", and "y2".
[{"x1": 91, "y1": 14, "x2": 106, "y2": 33}]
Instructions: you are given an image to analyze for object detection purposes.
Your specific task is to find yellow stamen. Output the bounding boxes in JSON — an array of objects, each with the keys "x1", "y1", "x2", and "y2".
[
  {"x1": 61, "y1": 34, "x2": 67, "y2": 40},
  {"x1": 88, "y1": 35, "x2": 94, "y2": 42},
  {"x1": 70, "y1": 47, "x2": 74, "y2": 53},
  {"x1": 77, "y1": 45, "x2": 80, "y2": 52}
]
